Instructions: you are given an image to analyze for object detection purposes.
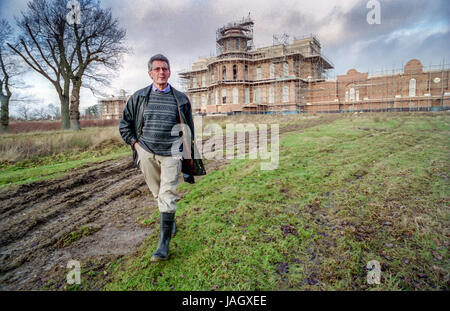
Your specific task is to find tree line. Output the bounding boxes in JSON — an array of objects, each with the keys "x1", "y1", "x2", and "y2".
[{"x1": 0, "y1": 0, "x2": 128, "y2": 133}]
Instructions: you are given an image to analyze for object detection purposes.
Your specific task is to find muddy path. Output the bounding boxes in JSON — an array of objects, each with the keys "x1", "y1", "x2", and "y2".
[{"x1": 0, "y1": 115, "x2": 338, "y2": 290}]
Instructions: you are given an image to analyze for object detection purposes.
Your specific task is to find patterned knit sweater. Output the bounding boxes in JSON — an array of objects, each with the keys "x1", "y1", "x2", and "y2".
[{"x1": 139, "y1": 89, "x2": 181, "y2": 156}]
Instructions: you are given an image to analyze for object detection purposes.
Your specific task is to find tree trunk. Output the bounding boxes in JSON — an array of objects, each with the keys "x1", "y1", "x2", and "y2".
[
  {"x1": 59, "y1": 76, "x2": 71, "y2": 129},
  {"x1": 69, "y1": 80, "x2": 81, "y2": 130},
  {"x1": 60, "y1": 95, "x2": 70, "y2": 129},
  {"x1": 0, "y1": 93, "x2": 10, "y2": 133}
]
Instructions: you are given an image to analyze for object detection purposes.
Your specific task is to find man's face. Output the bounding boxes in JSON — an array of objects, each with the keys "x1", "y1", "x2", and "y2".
[{"x1": 149, "y1": 60, "x2": 171, "y2": 86}]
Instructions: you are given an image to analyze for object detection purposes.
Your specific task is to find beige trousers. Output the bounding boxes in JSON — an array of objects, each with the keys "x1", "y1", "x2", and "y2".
[{"x1": 135, "y1": 143, "x2": 182, "y2": 213}]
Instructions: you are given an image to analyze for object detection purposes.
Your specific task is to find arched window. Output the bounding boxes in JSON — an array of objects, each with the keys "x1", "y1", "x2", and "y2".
[
  {"x1": 256, "y1": 88, "x2": 261, "y2": 104},
  {"x1": 245, "y1": 88, "x2": 249, "y2": 103},
  {"x1": 201, "y1": 94, "x2": 206, "y2": 108},
  {"x1": 270, "y1": 63, "x2": 275, "y2": 79},
  {"x1": 269, "y1": 87, "x2": 275, "y2": 103},
  {"x1": 283, "y1": 62, "x2": 289, "y2": 76},
  {"x1": 236, "y1": 38, "x2": 240, "y2": 50},
  {"x1": 244, "y1": 65, "x2": 248, "y2": 80},
  {"x1": 222, "y1": 89, "x2": 227, "y2": 104},
  {"x1": 256, "y1": 66, "x2": 261, "y2": 80},
  {"x1": 349, "y1": 88, "x2": 355, "y2": 102},
  {"x1": 409, "y1": 78, "x2": 416, "y2": 97},
  {"x1": 233, "y1": 88, "x2": 238, "y2": 104},
  {"x1": 283, "y1": 86, "x2": 289, "y2": 103},
  {"x1": 233, "y1": 64, "x2": 237, "y2": 80},
  {"x1": 222, "y1": 66, "x2": 226, "y2": 81},
  {"x1": 192, "y1": 95, "x2": 197, "y2": 109}
]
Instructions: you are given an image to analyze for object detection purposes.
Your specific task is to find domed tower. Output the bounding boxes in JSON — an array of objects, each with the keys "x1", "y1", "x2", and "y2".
[{"x1": 216, "y1": 14, "x2": 254, "y2": 57}]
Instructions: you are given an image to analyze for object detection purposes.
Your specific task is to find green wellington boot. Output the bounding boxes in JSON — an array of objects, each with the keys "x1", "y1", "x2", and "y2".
[{"x1": 150, "y1": 212, "x2": 175, "y2": 262}]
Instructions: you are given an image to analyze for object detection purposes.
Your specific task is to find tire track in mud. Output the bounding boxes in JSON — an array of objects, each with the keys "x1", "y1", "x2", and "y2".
[
  {"x1": 0, "y1": 115, "x2": 339, "y2": 290},
  {"x1": 10, "y1": 177, "x2": 146, "y2": 270},
  {"x1": 0, "y1": 159, "x2": 146, "y2": 288},
  {"x1": 0, "y1": 160, "x2": 145, "y2": 274},
  {"x1": 0, "y1": 169, "x2": 138, "y2": 249},
  {"x1": 0, "y1": 161, "x2": 135, "y2": 243},
  {"x1": 0, "y1": 158, "x2": 133, "y2": 217}
]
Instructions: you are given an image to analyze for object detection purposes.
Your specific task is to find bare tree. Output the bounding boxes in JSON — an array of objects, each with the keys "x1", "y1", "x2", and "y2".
[
  {"x1": 8, "y1": 0, "x2": 72, "y2": 129},
  {"x1": 64, "y1": 0, "x2": 128, "y2": 130},
  {"x1": 84, "y1": 104, "x2": 99, "y2": 119},
  {"x1": 9, "y1": 0, "x2": 128, "y2": 131},
  {"x1": 47, "y1": 103, "x2": 61, "y2": 119},
  {"x1": 31, "y1": 106, "x2": 50, "y2": 120},
  {"x1": 0, "y1": 19, "x2": 26, "y2": 133},
  {"x1": 15, "y1": 102, "x2": 31, "y2": 120}
]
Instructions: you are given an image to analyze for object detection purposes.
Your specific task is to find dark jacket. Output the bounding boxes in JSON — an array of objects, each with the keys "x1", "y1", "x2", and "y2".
[{"x1": 119, "y1": 84, "x2": 195, "y2": 166}]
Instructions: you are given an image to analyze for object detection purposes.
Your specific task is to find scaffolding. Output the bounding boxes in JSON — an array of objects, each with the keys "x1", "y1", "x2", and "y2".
[
  {"x1": 178, "y1": 17, "x2": 450, "y2": 116},
  {"x1": 216, "y1": 14, "x2": 254, "y2": 56},
  {"x1": 179, "y1": 30, "x2": 335, "y2": 115}
]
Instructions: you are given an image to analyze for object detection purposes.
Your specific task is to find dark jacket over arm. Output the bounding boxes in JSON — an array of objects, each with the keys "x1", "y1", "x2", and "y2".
[{"x1": 119, "y1": 95, "x2": 138, "y2": 148}]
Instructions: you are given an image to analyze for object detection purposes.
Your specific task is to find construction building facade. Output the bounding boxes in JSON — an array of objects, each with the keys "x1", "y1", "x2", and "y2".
[
  {"x1": 179, "y1": 16, "x2": 450, "y2": 114},
  {"x1": 99, "y1": 89, "x2": 129, "y2": 120}
]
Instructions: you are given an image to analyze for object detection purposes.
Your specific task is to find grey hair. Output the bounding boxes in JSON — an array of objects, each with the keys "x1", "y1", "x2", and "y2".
[{"x1": 148, "y1": 54, "x2": 170, "y2": 71}]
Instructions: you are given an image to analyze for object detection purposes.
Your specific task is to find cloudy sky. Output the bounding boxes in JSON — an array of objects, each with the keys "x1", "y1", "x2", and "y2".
[{"x1": 1, "y1": 0, "x2": 449, "y2": 114}]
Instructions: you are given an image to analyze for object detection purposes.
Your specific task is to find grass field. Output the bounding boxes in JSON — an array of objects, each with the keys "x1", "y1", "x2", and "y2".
[
  {"x1": 1, "y1": 112, "x2": 448, "y2": 290},
  {"x1": 0, "y1": 126, "x2": 128, "y2": 187},
  {"x1": 101, "y1": 112, "x2": 449, "y2": 291}
]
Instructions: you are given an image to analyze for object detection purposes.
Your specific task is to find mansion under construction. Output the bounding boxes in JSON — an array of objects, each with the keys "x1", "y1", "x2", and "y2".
[{"x1": 178, "y1": 16, "x2": 450, "y2": 114}]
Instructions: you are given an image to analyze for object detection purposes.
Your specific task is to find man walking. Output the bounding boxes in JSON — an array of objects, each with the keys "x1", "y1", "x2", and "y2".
[{"x1": 119, "y1": 54, "x2": 195, "y2": 262}]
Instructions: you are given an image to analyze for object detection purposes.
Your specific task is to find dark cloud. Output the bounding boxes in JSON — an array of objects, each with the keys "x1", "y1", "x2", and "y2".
[
  {"x1": 2, "y1": 0, "x2": 449, "y2": 106},
  {"x1": 252, "y1": 0, "x2": 449, "y2": 74},
  {"x1": 339, "y1": 0, "x2": 447, "y2": 43},
  {"x1": 319, "y1": 0, "x2": 450, "y2": 73}
]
